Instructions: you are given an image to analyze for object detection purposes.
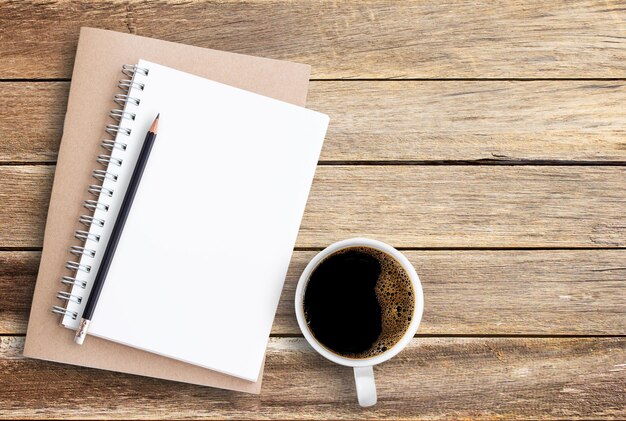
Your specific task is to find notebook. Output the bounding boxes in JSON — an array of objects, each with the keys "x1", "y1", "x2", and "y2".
[
  {"x1": 23, "y1": 27, "x2": 314, "y2": 393},
  {"x1": 60, "y1": 59, "x2": 328, "y2": 381}
]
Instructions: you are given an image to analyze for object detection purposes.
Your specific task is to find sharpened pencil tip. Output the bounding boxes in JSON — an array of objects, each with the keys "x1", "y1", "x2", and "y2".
[{"x1": 149, "y1": 114, "x2": 159, "y2": 133}]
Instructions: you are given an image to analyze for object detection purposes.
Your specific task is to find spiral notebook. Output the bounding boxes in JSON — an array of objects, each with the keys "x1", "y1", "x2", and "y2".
[
  {"x1": 23, "y1": 27, "x2": 316, "y2": 392},
  {"x1": 57, "y1": 59, "x2": 328, "y2": 381}
]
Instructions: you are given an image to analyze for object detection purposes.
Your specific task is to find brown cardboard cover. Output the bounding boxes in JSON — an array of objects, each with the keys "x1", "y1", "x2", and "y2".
[{"x1": 23, "y1": 27, "x2": 311, "y2": 394}]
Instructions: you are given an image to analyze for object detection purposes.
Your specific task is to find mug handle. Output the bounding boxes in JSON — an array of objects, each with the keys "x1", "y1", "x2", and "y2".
[{"x1": 353, "y1": 366, "x2": 377, "y2": 407}]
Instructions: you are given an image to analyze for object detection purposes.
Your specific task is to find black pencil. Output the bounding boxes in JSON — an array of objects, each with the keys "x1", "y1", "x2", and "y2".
[{"x1": 75, "y1": 113, "x2": 160, "y2": 345}]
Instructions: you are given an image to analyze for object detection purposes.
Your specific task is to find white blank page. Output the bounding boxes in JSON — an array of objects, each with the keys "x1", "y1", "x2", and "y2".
[{"x1": 89, "y1": 60, "x2": 328, "y2": 381}]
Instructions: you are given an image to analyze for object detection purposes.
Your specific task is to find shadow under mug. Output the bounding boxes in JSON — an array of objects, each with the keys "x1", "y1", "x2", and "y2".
[{"x1": 295, "y1": 238, "x2": 424, "y2": 407}]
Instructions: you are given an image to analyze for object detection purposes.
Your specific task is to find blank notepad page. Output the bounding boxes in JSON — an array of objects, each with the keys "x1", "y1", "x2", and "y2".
[{"x1": 88, "y1": 60, "x2": 328, "y2": 381}]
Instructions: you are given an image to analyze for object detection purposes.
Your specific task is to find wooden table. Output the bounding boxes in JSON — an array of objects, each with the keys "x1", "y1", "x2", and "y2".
[{"x1": 1, "y1": 1, "x2": 625, "y2": 419}]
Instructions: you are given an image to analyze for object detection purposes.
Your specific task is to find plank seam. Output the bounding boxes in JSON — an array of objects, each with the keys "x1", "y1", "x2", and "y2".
[
  {"x1": 294, "y1": 247, "x2": 626, "y2": 251},
  {"x1": 2, "y1": 161, "x2": 626, "y2": 167},
  {"x1": 318, "y1": 161, "x2": 626, "y2": 166},
  {"x1": 2, "y1": 247, "x2": 626, "y2": 252},
  {"x1": 310, "y1": 78, "x2": 626, "y2": 82},
  {"x1": 2, "y1": 78, "x2": 626, "y2": 82}
]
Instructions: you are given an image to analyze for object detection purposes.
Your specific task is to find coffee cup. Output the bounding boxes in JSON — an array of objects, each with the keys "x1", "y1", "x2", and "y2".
[{"x1": 295, "y1": 238, "x2": 424, "y2": 407}]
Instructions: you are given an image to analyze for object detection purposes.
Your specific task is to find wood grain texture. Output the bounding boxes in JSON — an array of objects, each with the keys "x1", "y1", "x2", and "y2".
[
  {"x1": 302, "y1": 166, "x2": 626, "y2": 248},
  {"x1": 3, "y1": 81, "x2": 626, "y2": 163},
  {"x1": 2, "y1": 1, "x2": 625, "y2": 418},
  {"x1": 0, "y1": 167, "x2": 52, "y2": 248},
  {"x1": 3, "y1": 250, "x2": 625, "y2": 336},
  {"x1": 0, "y1": 252, "x2": 39, "y2": 335},
  {"x1": 0, "y1": 83, "x2": 66, "y2": 162},
  {"x1": 1, "y1": 1, "x2": 625, "y2": 79},
  {"x1": 1, "y1": 336, "x2": 624, "y2": 419},
  {"x1": 3, "y1": 165, "x2": 625, "y2": 248},
  {"x1": 313, "y1": 81, "x2": 626, "y2": 162}
]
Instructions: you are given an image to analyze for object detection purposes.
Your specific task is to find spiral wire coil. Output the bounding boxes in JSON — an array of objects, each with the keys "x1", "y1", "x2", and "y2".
[{"x1": 52, "y1": 64, "x2": 148, "y2": 320}]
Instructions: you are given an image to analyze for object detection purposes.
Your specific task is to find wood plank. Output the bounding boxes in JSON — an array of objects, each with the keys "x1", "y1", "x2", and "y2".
[
  {"x1": 0, "y1": 167, "x2": 52, "y2": 248},
  {"x1": 0, "y1": 84, "x2": 66, "y2": 162},
  {"x1": 4, "y1": 81, "x2": 626, "y2": 163},
  {"x1": 3, "y1": 165, "x2": 625, "y2": 248},
  {"x1": 0, "y1": 252, "x2": 39, "y2": 335},
  {"x1": 1, "y1": 1, "x2": 625, "y2": 79},
  {"x1": 3, "y1": 250, "x2": 625, "y2": 336},
  {"x1": 302, "y1": 166, "x2": 626, "y2": 248},
  {"x1": 1, "y1": 336, "x2": 624, "y2": 419},
  {"x1": 313, "y1": 81, "x2": 626, "y2": 162}
]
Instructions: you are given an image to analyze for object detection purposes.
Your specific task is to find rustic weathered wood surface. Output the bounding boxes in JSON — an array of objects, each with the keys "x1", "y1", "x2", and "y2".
[
  {"x1": 3, "y1": 81, "x2": 626, "y2": 163},
  {"x1": 1, "y1": 1, "x2": 626, "y2": 79},
  {"x1": 1, "y1": 336, "x2": 625, "y2": 419},
  {"x1": 3, "y1": 166, "x2": 626, "y2": 248},
  {"x1": 1, "y1": 0, "x2": 624, "y2": 419},
  {"x1": 2, "y1": 250, "x2": 625, "y2": 336}
]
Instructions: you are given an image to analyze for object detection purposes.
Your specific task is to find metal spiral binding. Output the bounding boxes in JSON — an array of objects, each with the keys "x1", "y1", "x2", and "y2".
[
  {"x1": 101, "y1": 139, "x2": 127, "y2": 152},
  {"x1": 70, "y1": 246, "x2": 96, "y2": 258},
  {"x1": 109, "y1": 109, "x2": 136, "y2": 121},
  {"x1": 118, "y1": 79, "x2": 145, "y2": 91},
  {"x1": 79, "y1": 215, "x2": 105, "y2": 228},
  {"x1": 52, "y1": 306, "x2": 78, "y2": 320},
  {"x1": 122, "y1": 64, "x2": 149, "y2": 77},
  {"x1": 88, "y1": 184, "x2": 113, "y2": 197},
  {"x1": 65, "y1": 261, "x2": 91, "y2": 273},
  {"x1": 61, "y1": 276, "x2": 88, "y2": 289},
  {"x1": 74, "y1": 230, "x2": 100, "y2": 243},
  {"x1": 83, "y1": 199, "x2": 109, "y2": 212},
  {"x1": 96, "y1": 154, "x2": 123, "y2": 167},
  {"x1": 92, "y1": 169, "x2": 118, "y2": 182},
  {"x1": 114, "y1": 94, "x2": 140, "y2": 107},
  {"x1": 52, "y1": 63, "x2": 148, "y2": 320},
  {"x1": 56, "y1": 291, "x2": 82, "y2": 304},
  {"x1": 105, "y1": 124, "x2": 131, "y2": 137}
]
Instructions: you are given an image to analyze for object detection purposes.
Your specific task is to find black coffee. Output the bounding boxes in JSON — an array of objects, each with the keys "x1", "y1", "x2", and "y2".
[{"x1": 303, "y1": 246, "x2": 414, "y2": 359}]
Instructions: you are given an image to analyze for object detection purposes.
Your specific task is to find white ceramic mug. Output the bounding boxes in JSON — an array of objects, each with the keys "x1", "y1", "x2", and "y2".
[{"x1": 295, "y1": 238, "x2": 424, "y2": 407}]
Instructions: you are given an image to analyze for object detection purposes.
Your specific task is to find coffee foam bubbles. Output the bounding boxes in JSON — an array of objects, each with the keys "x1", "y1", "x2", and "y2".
[{"x1": 334, "y1": 246, "x2": 415, "y2": 359}]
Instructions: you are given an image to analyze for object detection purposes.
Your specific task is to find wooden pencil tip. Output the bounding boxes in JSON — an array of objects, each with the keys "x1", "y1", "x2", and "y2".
[{"x1": 150, "y1": 114, "x2": 159, "y2": 133}]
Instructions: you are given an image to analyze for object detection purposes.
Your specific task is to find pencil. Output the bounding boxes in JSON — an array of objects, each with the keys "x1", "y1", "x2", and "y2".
[{"x1": 75, "y1": 113, "x2": 160, "y2": 345}]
